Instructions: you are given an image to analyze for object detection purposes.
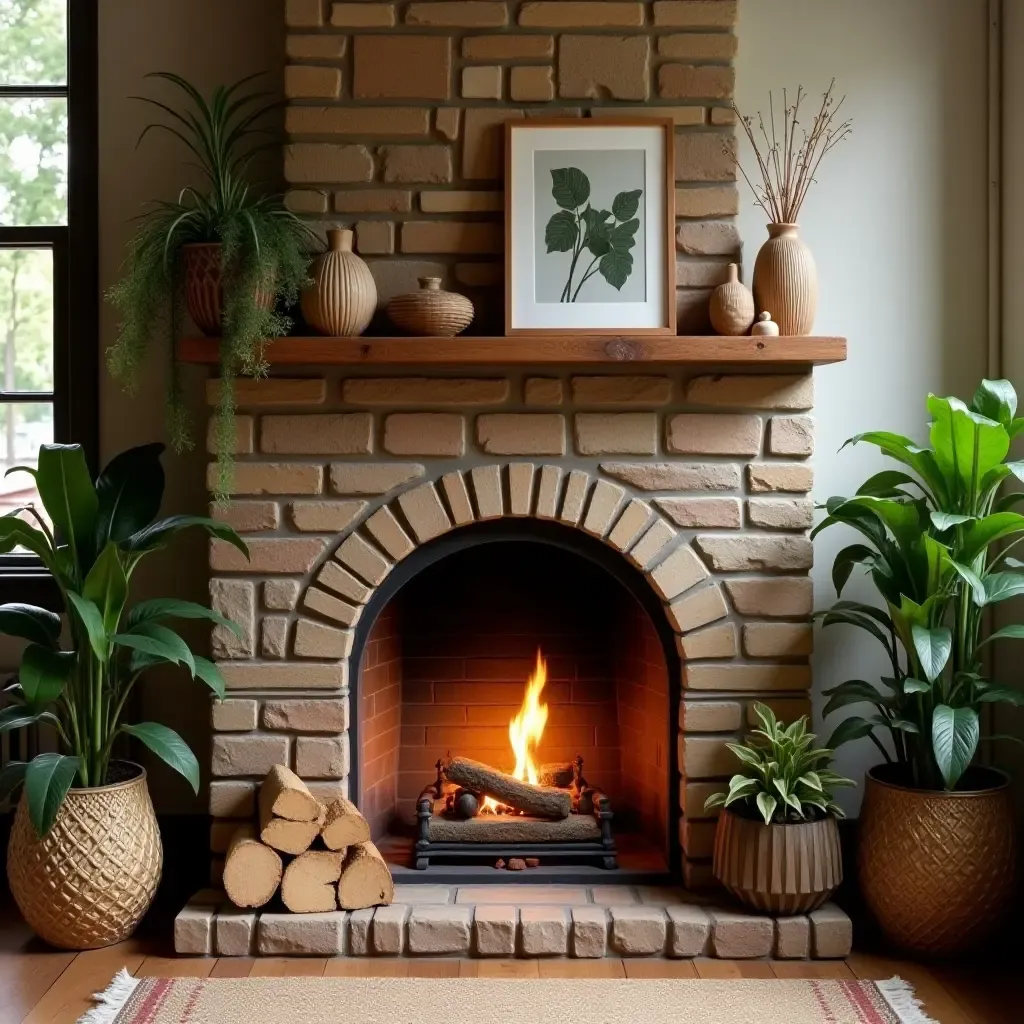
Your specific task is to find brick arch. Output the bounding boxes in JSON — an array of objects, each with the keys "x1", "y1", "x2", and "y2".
[{"x1": 287, "y1": 462, "x2": 730, "y2": 673}]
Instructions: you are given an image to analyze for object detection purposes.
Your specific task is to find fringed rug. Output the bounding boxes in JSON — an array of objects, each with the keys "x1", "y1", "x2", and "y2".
[{"x1": 81, "y1": 970, "x2": 937, "y2": 1024}]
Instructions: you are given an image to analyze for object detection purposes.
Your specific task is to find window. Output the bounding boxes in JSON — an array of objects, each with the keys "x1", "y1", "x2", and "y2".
[{"x1": 0, "y1": 0, "x2": 97, "y2": 603}]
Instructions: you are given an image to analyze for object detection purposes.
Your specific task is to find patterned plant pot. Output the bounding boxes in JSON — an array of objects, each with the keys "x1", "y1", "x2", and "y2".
[
  {"x1": 712, "y1": 807, "x2": 842, "y2": 915},
  {"x1": 858, "y1": 764, "x2": 1016, "y2": 956},
  {"x1": 7, "y1": 761, "x2": 163, "y2": 949},
  {"x1": 182, "y1": 242, "x2": 274, "y2": 337}
]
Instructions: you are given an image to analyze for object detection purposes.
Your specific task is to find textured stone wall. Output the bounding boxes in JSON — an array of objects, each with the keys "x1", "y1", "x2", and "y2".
[
  {"x1": 283, "y1": 0, "x2": 739, "y2": 333},
  {"x1": 206, "y1": 369, "x2": 815, "y2": 885}
]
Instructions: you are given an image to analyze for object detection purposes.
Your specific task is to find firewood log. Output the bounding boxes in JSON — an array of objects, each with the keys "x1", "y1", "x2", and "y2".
[
  {"x1": 320, "y1": 796, "x2": 370, "y2": 851},
  {"x1": 337, "y1": 840, "x2": 394, "y2": 910},
  {"x1": 446, "y1": 756, "x2": 571, "y2": 819},
  {"x1": 223, "y1": 826, "x2": 282, "y2": 909},
  {"x1": 259, "y1": 764, "x2": 321, "y2": 822},
  {"x1": 537, "y1": 762, "x2": 575, "y2": 789},
  {"x1": 281, "y1": 849, "x2": 344, "y2": 913},
  {"x1": 260, "y1": 800, "x2": 326, "y2": 855}
]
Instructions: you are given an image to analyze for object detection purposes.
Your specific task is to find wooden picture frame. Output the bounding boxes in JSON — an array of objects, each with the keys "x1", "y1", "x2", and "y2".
[{"x1": 504, "y1": 117, "x2": 676, "y2": 336}]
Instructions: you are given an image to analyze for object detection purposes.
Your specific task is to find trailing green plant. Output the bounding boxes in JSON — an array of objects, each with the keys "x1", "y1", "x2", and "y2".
[
  {"x1": 106, "y1": 71, "x2": 313, "y2": 501},
  {"x1": 816, "y1": 378, "x2": 1024, "y2": 791},
  {"x1": 704, "y1": 703, "x2": 854, "y2": 825},
  {"x1": 0, "y1": 443, "x2": 248, "y2": 837}
]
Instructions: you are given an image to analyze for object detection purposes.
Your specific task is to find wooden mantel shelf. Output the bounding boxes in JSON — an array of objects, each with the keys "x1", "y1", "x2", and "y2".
[{"x1": 178, "y1": 334, "x2": 847, "y2": 367}]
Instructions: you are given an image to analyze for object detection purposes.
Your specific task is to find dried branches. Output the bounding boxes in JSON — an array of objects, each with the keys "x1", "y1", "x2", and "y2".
[{"x1": 733, "y1": 80, "x2": 852, "y2": 225}]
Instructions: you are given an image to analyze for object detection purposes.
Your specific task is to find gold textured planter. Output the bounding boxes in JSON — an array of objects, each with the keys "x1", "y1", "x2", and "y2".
[
  {"x1": 712, "y1": 808, "x2": 842, "y2": 914},
  {"x1": 7, "y1": 762, "x2": 163, "y2": 950},
  {"x1": 858, "y1": 765, "x2": 1015, "y2": 957}
]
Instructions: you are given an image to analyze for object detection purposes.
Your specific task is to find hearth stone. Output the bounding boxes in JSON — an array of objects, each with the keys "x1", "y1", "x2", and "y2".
[{"x1": 174, "y1": 885, "x2": 852, "y2": 960}]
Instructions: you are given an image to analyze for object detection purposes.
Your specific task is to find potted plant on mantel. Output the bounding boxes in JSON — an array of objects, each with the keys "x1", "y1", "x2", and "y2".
[
  {"x1": 0, "y1": 443, "x2": 247, "y2": 949},
  {"x1": 706, "y1": 703, "x2": 854, "y2": 913},
  {"x1": 816, "y1": 378, "x2": 1022, "y2": 956},
  {"x1": 107, "y1": 72, "x2": 312, "y2": 502}
]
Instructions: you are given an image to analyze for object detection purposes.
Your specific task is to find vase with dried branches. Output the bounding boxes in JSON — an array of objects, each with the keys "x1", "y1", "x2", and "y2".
[{"x1": 734, "y1": 81, "x2": 852, "y2": 335}]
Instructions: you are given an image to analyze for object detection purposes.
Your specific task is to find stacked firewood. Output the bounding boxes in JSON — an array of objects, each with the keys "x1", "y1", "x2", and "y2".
[{"x1": 223, "y1": 765, "x2": 393, "y2": 914}]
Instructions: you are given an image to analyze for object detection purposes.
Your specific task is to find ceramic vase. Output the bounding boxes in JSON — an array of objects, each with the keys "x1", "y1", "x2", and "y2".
[
  {"x1": 752, "y1": 223, "x2": 817, "y2": 336},
  {"x1": 709, "y1": 263, "x2": 755, "y2": 336},
  {"x1": 386, "y1": 277, "x2": 474, "y2": 337},
  {"x1": 301, "y1": 227, "x2": 377, "y2": 337}
]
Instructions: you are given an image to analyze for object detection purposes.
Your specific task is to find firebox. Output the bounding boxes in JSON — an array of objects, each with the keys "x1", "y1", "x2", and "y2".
[{"x1": 351, "y1": 522, "x2": 679, "y2": 880}]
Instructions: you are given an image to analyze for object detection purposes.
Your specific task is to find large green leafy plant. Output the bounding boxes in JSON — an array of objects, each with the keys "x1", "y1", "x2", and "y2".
[
  {"x1": 107, "y1": 72, "x2": 312, "y2": 501},
  {"x1": 0, "y1": 443, "x2": 247, "y2": 836},
  {"x1": 704, "y1": 703, "x2": 854, "y2": 825},
  {"x1": 816, "y1": 379, "x2": 1024, "y2": 791}
]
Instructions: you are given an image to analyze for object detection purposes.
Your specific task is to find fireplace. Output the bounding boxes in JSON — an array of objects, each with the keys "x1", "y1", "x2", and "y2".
[{"x1": 352, "y1": 523, "x2": 678, "y2": 876}]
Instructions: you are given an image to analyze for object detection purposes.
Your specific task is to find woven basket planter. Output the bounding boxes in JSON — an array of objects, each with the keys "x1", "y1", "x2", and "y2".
[
  {"x1": 858, "y1": 765, "x2": 1016, "y2": 956},
  {"x1": 386, "y1": 277, "x2": 474, "y2": 336},
  {"x1": 7, "y1": 761, "x2": 163, "y2": 949},
  {"x1": 712, "y1": 807, "x2": 842, "y2": 915},
  {"x1": 182, "y1": 242, "x2": 273, "y2": 336}
]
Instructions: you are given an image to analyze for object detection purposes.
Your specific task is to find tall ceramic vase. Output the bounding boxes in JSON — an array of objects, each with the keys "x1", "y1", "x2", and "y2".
[
  {"x1": 301, "y1": 227, "x2": 377, "y2": 337},
  {"x1": 752, "y1": 223, "x2": 818, "y2": 336}
]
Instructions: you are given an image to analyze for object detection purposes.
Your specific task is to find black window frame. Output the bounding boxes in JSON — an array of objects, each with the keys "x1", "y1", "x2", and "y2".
[{"x1": 0, "y1": 1, "x2": 98, "y2": 608}]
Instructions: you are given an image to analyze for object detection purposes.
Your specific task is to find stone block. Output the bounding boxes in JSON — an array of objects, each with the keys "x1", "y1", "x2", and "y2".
[
  {"x1": 676, "y1": 259, "x2": 734, "y2": 288},
  {"x1": 666, "y1": 414, "x2": 761, "y2": 456},
  {"x1": 674, "y1": 132, "x2": 736, "y2": 182},
  {"x1": 211, "y1": 735, "x2": 290, "y2": 777},
  {"x1": 474, "y1": 904, "x2": 517, "y2": 956},
  {"x1": 407, "y1": 905, "x2": 473, "y2": 954},
  {"x1": 478, "y1": 414, "x2": 566, "y2": 455},
  {"x1": 287, "y1": 34, "x2": 346, "y2": 59},
  {"x1": 348, "y1": 908, "x2": 373, "y2": 954},
  {"x1": 372, "y1": 904, "x2": 409, "y2": 954},
  {"x1": 293, "y1": 619, "x2": 354, "y2": 659},
  {"x1": 337, "y1": 533, "x2": 392, "y2": 585},
  {"x1": 211, "y1": 699, "x2": 258, "y2": 732},
  {"x1": 264, "y1": 579, "x2": 301, "y2": 611},
  {"x1": 659, "y1": 64, "x2": 734, "y2": 100},
  {"x1": 344, "y1": 377, "x2": 508, "y2": 406},
  {"x1": 686, "y1": 374, "x2": 813, "y2": 410},
  {"x1": 285, "y1": 144, "x2": 373, "y2": 184},
  {"x1": 667, "y1": 584, "x2": 729, "y2": 634},
  {"x1": 680, "y1": 781, "x2": 726, "y2": 820},
  {"x1": 318, "y1": 560, "x2": 372, "y2": 604},
  {"x1": 666, "y1": 904, "x2": 711, "y2": 957},
  {"x1": 510, "y1": 66, "x2": 554, "y2": 102},
  {"x1": 649, "y1": 543, "x2": 709, "y2": 601},
  {"x1": 535, "y1": 464, "x2": 562, "y2": 519},
  {"x1": 747, "y1": 498, "x2": 814, "y2": 530},
  {"x1": 381, "y1": 146, "x2": 453, "y2": 185},
  {"x1": 775, "y1": 915, "x2": 810, "y2": 959},
  {"x1": 559, "y1": 469, "x2": 591, "y2": 525},
  {"x1": 724, "y1": 578, "x2": 813, "y2": 617},
  {"x1": 559, "y1": 34, "x2": 650, "y2": 101},
  {"x1": 209, "y1": 780, "x2": 256, "y2": 818},
  {"x1": 212, "y1": 500, "x2": 279, "y2": 534},
  {"x1": 296, "y1": 735, "x2": 349, "y2": 778},
  {"x1": 401, "y1": 220, "x2": 502, "y2": 253},
  {"x1": 609, "y1": 906, "x2": 667, "y2": 955},
  {"x1": 659, "y1": 33, "x2": 738, "y2": 59},
  {"x1": 508, "y1": 462, "x2": 535, "y2": 516},
  {"x1": 571, "y1": 906, "x2": 607, "y2": 957},
  {"x1": 330, "y1": 462, "x2": 425, "y2": 495},
  {"x1": 572, "y1": 376, "x2": 672, "y2": 406},
  {"x1": 681, "y1": 735, "x2": 736, "y2": 778},
  {"x1": 683, "y1": 664, "x2": 811, "y2": 692},
  {"x1": 656, "y1": 497, "x2": 742, "y2": 529},
  {"x1": 462, "y1": 65, "x2": 502, "y2": 100},
  {"x1": 214, "y1": 905, "x2": 257, "y2": 956},
  {"x1": 304, "y1": 586, "x2": 361, "y2": 627},
  {"x1": 408, "y1": 1, "x2": 507, "y2": 25},
  {"x1": 711, "y1": 909, "x2": 774, "y2": 958},
  {"x1": 678, "y1": 622, "x2": 737, "y2": 660},
  {"x1": 653, "y1": 1, "x2": 737, "y2": 27},
  {"x1": 421, "y1": 191, "x2": 504, "y2": 214},
  {"x1": 521, "y1": 2, "x2": 645, "y2": 27},
  {"x1": 810, "y1": 903, "x2": 853, "y2": 958},
  {"x1": 291, "y1": 499, "x2": 365, "y2": 533},
  {"x1": 207, "y1": 378, "x2": 326, "y2": 407},
  {"x1": 676, "y1": 220, "x2": 741, "y2": 255},
  {"x1": 463, "y1": 107, "x2": 523, "y2": 179},
  {"x1": 391, "y1": 885, "x2": 451, "y2": 905},
  {"x1": 601, "y1": 462, "x2": 740, "y2": 492},
  {"x1": 285, "y1": 65, "x2": 341, "y2": 99},
  {"x1": 399, "y1": 482, "x2": 453, "y2": 543},
  {"x1": 330, "y1": 2, "x2": 394, "y2": 26},
  {"x1": 365, "y1": 506, "x2": 415, "y2": 561},
  {"x1": 286, "y1": 0, "x2": 323, "y2": 26},
  {"x1": 283, "y1": 190, "x2": 325, "y2": 215},
  {"x1": 743, "y1": 622, "x2": 814, "y2": 658},
  {"x1": 680, "y1": 699, "x2": 742, "y2": 733},
  {"x1": 768, "y1": 415, "x2": 814, "y2": 456},
  {"x1": 207, "y1": 415, "x2": 253, "y2": 455},
  {"x1": 384, "y1": 413, "x2": 465, "y2": 457},
  {"x1": 747, "y1": 697, "x2": 811, "y2": 726},
  {"x1": 695, "y1": 535, "x2": 813, "y2": 572},
  {"x1": 262, "y1": 698, "x2": 349, "y2": 733},
  {"x1": 675, "y1": 186, "x2": 739, "y2": 218},
  {"x1": 174, "y1": 899, "x2": 216, "y2": 955},
  {"x1": 524, "y1": 377, "x2": 563, "y2": 406},
  {"x1": 576, "y1": 413, "x2": 657, "y2": 455},
  {"x1": 520, "y1": 906, "x2": 568, "y2": 955},
  {"x1": 471, "y1": 464, "x2": 504, "y2": 518},
  {"x1": 213, "y1": 464, "x2": 324, "y2": 498},
  {"x1": 219, "y1": 662, "x2": 345, "y2": 691},
  {"x1": 748, "y1": 464, "x2": 814, "y2": 494},
  {"x1": 442, "y1": 471, "x2": 475, "y2": 525},
  {"x1": 583, "y1": 480, "x2": 625, "y2": 537},
  {"x1": 608, "y1": 498, "x2": 652, "y2": 552},
  {"x1": 258, "y1": 911, "x2": 347, "y2": 955},
  {"x1": 353, "y1": 35, "x2": 450, "y2": 100},
  {"x1": 355, "y1": 221, "x2": 394, "y2": 255},
  {"x1": 210, "y1": 580, "x2": 255, "y2": 659},
  {"x1": 627, "y1": 519, "x2": 676, "y2": 570},
  {"x1": 463, "y1": 34, "x2": 554, "y2": 60},
  {"x1": 334, "y1": 189, "x2": 414, "y2": 214}
]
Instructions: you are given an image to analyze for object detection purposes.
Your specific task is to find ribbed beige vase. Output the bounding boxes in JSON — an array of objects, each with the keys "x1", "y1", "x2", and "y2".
[
  {"x1": 752, "y1": 223, "x2": 818, "y2": 336},
  {"x1": 7, "y1": 762, "x2": 163, "y2": 949},
  {"x1": 712, "y1": 808, "x2": 842, "y2": 914},
  {"x1": 301, "y1": 227, "x2": 377, "y2": 337}
]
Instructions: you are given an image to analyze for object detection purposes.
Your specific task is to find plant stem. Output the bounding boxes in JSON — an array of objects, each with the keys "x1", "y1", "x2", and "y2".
[{"x1": 571, "y1": 255, "x2": 601, "y2": 301}]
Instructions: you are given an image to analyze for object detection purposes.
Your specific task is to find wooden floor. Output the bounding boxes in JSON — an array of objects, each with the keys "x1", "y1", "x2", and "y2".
[{"x1": 1, "y1": 910, "x2": 1018, "y2": 1024}]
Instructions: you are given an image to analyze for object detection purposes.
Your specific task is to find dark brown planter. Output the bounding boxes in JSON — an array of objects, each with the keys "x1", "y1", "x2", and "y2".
[
  {"x1": 858, "y1": 764, "x2": 1016, "y2": 956},
  {"x1": 182, "y1": 242, "x2": 224, "y2": 337},
  {"x1": 712, "y1": 807, "x2": 842, "y2": 914}
]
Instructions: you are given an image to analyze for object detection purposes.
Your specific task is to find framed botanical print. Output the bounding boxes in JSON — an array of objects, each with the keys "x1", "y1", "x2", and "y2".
[{"x1": 504, "y1": 117, "x2": 676, "y2": 335}]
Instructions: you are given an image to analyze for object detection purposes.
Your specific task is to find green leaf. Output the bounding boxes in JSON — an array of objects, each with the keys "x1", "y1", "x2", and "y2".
[
  {"x1": 121, "y1": 723, "x2": 199, "y2": 793},
  {"x1": 126, "y1": 598, "x2": 243, "y2": 638},
  {"x1": 947, "y1": 559, "x2": 987, "y2": 606},
  {"x1": 856, "y1": 470, "x2": 918, "y2": 498},
  {"x1": 831, "y1": 544, "x2": 876, "y2": 596},
  {"x1": 607, "y1": 218, "x2": 639, "y2": 249},
  {"x1": 903, "y1": 677, "x2": 931, "y2": 694},
  {"x1": 912, "y1": 624, "x2": 952, "y2": 683},
  {"x1": 976, "y1": 685, "x2": 1024, "y2": 705},
  {"x1": 599, "y1": 248, "x2": 633, "y2": 290},
  {"x1": 36, "y1": 444, "x2": 99, "y2": 576},
  {"x1": 703, "y1": 792, "x2": 727, "y2": 811},
  {"x1": 725, "y1": 743, "x2": 763, "y2": 768},
  {"x1": 0, "y1": 706, "x2": 59, "y2": 734},
  {"x1": 0, "y1": 604, "x2": 61, "y2": 649},
  {"x1": 0, "y1": 518, "x2": 60, "y2": 574},
  {"x1": 931, "y1": 511, "x2": 973, "y2": 531},
  {"x1": 0, "y1": 760, "x2": 26, "y2": 803},
  {"x1": 122, "y1": 514, "x2": 249, "y2": 557},
  {"x1": 611, "y1": 189, "x2": 642, "y2": 221},
  {"x1": 65, "y1": 592, "x2": 108, "y2": 660},
  {"x1": 19, "y1": 645, "x2": 73, "y2": 709},
  {"x1": 971, "y1": 378, "x2": 1017, "y2": 425},
  {"x1": 544, "y1": 210, "x2": 578, "y2": 253},
  {"x1": 95, "y1": 443, "x2": 165, "y2": 545},
  {"x1": 193, "y1": 656, "x2": 227, "y2": 700},
  {"x1": 755, "y1": 792, "x2": 778, "y2": 825},
  {"x1": 981, "y1": 572, "x2": 1024, "y2": 605},
  {"x1": 550, "y1": 167, "x2": 590, "y2": 210},
  {"x1": 928, "y1": 394, "x2": 1008, "y2": 501},
  {"x1": 112, "y1": 626, "x2": 195, "y2": 675},
  {"x1": 960, "y1": 512, "x2": 1024, "y2": 564},
  {"x1": 979, "y1": 624, "x2": 1024, "y2": 645},
  {"x1": 821, "y1": 679, "x2": 889, "y2": 717},
  {"x1": 932, "y1": 705, "x2": 979, "y2": 789},
  {"x1": 24, "y1": 753, "x2": 81, "y2": 837},
  {"x1": 83, "y1": 542, "x2": 129, "y2": 635},
  {"x1": 827, "y1": 716, "x2": 878, "y2": 749}
]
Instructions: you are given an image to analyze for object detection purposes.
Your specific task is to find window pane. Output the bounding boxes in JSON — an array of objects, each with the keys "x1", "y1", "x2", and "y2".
[
  {"x1": 0, "y1": 401, "x2": 52, "y2": 523},
  {"x1": 0, "y1": 0, "x2": 66, "y2": 86},
  {"x1": 0, "y1": 97, "x2": 67, "y2": 225},
  {"x1": 0, "y1": 249, "x2": 53, "y2": 391}
]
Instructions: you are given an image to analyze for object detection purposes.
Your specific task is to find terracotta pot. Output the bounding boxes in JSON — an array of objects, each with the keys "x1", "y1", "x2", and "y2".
[
  {"x1": 182, "y1": 242, "x2": 274, "y2": 336},
  {"x1": 752, "y1": 223, "x2": 818, "y2": 335},
  {"x1": 7, "y1": 761, "x2": 162, "y2": 949},
  {"x1": 712, "y1": 807, "x2": 842, "y2": 914},
  {"x1": 709, "y1": 263, "x2": 755, "y2": 336},
  {"x1": 858, "y1": 764, "x2": 1016, "y2": 956},
  {"x1": 386, "y1": 277, "x2": 474, "y2": 337},
  {"x1": 300, "y1": 227, "x2": 377, "y2": 337}
]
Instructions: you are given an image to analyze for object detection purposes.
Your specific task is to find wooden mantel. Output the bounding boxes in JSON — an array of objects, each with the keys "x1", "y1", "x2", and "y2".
[{"x1": 178, "y1": 335, "x2": 847, "y2": 367}]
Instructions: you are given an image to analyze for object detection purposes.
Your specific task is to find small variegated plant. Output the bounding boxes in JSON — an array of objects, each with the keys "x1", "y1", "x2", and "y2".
[{"x1": 704, "y1": 703, "x2": 856, "y2": 825}]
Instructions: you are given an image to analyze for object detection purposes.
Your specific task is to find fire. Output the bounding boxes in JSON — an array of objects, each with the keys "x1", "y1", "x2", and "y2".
[{"x1": 481, "y1": 650, "x2": 549, "y2": 813}]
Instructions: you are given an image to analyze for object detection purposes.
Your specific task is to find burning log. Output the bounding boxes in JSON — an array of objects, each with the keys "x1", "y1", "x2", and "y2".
[
  {"x1": 223, "y1": 826, "x2": 282, "y2": 908},
  {"x1": 446, "y1": 756, "x2": 571, "y2": 819},
  {"x1": 281, "y1": 849, "x2": 344, "y2": 913}
]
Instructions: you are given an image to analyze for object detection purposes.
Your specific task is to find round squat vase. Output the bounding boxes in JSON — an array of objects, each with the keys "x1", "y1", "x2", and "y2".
[
  {"x1": 709, "y1": 263, "x2": 755, "y2": 335},
  {"x1": 300, "y1": 227, "x2": 377, "y2": 337},
  {"x1": 752, "y1": 223, "x2": 818, "y2": 336},
  {"x1": 712, "y1": 807, "x2": 842, "y2": 914},
  {"x1": 7, "y1": 762, "x2": 163, "y2": 949},
  {"x1": 858, "y1": 765, "x2": 1015, "y2": 956},
  {"x1": 386, "y1": 277, "x2": 474, "y2": 337}
]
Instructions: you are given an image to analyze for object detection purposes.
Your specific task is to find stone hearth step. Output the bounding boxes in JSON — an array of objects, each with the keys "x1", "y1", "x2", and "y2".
[{"x1": 174, "y1": 885, "x2": 852, "y2": 960}]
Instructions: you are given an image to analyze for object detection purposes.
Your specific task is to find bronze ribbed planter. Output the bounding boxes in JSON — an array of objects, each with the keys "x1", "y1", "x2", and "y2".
[
  {"x1": 712, "y1": 808, "x2": 842, "y2": 914},
  {"x1": 858, "y1": 765, "x2": 1015, "y2": 956},
  {"x1": 7, "y1": 762, "x2": 163, "y2": 949}
]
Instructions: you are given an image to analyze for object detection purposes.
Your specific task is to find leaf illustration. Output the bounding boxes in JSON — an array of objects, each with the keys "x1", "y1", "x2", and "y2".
[
  {"x1": 599, "y1": 248, "x2": 634, "y2": 291},
  {"x1": 612, "y1": 189, "x2": 642, "y2": 221},
  {"x1": 551, "y1": 167, "x2": 590, "y2": 210},
  {"x1": 545, "y1": 210, "x2": 578, "y2": 253},
  {"x1": 608, "y1": 218, "x2": 639, "y2": 250},
  {"x1": 582, "y1": 207, "x2": 611, "y2": 256}
]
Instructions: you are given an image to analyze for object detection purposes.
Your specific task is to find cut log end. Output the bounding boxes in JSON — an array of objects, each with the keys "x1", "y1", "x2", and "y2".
[
  {"x1": 321, "y1": 796, "x2": 371, "y2": 851},
  {"x1": 223, "y1": 826, "x2": 282, "y2": 909},
  {"x1": 281, "y1": 849, "x2": 344, "y2": 914},
  {"x1": 259, "y1": 764, "x2": 321, "y2": 823},
  {"x1": 260, "y1": 814, "x2": 323, "y2": 856},
  {"x1": 337, "y1": 840, "x2": 394, "y2": 911}
]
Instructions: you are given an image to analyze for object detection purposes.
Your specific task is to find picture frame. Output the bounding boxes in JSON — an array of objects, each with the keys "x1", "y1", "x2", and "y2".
[{"x1": 504, "y1": 117, "x2": 676, "y2": 336}]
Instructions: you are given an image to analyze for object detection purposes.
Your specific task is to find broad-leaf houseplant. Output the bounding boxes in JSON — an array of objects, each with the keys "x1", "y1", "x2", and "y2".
[{"x1": 1, "y1": 442, "x2": 247, "y2": 949}]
